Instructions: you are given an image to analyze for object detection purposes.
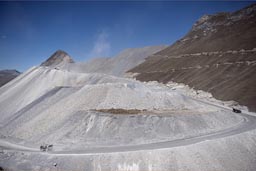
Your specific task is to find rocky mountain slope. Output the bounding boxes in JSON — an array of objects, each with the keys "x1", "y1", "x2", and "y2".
[
  {"x1": 0, "y1": 66, "x2": 227, "y2": 146},
  {"x1": 61, "y1": 45, "x2": 166, "y2": 76},
  {"x1": 0, "y1": 44, "x2": 164, "y2": 111},
  {"x1": 1, "y1": 58, "x2": 256, "y2": 171},
  {"x1": 0, "y1": 69, "x2": 20, "y2": 87},
  {"x1": 0, "y1": 48, "x2": 238, "y2": 148},
  {"x1": 129, "y1": 3, "x2": 256, "y2": 111}
]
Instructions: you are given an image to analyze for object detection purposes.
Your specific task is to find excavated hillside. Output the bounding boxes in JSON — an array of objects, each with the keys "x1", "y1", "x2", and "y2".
[{"x1": 129, "y1": 3, "x2": 256, "y2": 111}]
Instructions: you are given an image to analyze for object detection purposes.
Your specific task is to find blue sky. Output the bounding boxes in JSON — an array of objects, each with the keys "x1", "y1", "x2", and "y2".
[{"x1": 0, "y1": 1, "x2": 254, "y2": 71}]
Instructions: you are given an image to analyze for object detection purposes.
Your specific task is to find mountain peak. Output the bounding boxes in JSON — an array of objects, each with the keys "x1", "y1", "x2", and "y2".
[{"x1": 41, "y1": 50, "x2": 74, "y2": 67}]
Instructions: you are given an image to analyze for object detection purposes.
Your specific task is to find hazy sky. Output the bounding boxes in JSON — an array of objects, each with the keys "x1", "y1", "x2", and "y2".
[{"x1": 0, "y1": 1, "x2": 253, "y2": 71}]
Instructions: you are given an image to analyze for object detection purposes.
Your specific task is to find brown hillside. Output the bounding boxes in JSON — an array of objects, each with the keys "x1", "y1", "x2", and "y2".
[{"x1": 129, "y1": 4, "x2": 256, "y2": 111}]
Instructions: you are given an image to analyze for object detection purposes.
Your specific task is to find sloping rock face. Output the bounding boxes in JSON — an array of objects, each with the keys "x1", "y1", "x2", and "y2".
[
  {"x1": 61, "y1": 45, "x2": 166, "y2": 76},
  {"x1": 0, "y1": 70, "x2": 20, "y2": 87},
  {"x1": 41, "y1": 50, "x2": 74, "y2": 67},
  {"x1": 129, "y1": 3, "x2": 256, "y2": 111}
]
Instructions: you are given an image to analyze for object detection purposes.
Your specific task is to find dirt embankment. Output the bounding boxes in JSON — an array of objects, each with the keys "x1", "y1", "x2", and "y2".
[{"x1": 93, "y1": 108, "x2": 145, "y2": 114}]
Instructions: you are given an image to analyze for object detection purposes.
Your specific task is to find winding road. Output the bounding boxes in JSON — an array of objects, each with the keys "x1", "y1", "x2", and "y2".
[
  {"x1": 1, "y1": 107, "x2": 256, "y2": 155},
  {"x1": 53, "y1": 111, "x2": 256, "y2": 155}
]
